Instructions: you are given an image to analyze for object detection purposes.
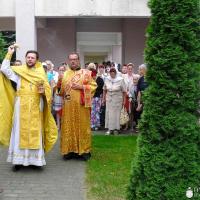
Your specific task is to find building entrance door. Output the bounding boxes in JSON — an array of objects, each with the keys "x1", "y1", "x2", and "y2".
[
  {"x1": 84, "y1": 54, "x2": 107, "y2": 65},
  {"x1": 77, "y1": 32, "x2": 122, "y2": 66}
]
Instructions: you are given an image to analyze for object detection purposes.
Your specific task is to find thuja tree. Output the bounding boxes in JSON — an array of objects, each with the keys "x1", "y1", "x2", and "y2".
[
  {"x1": 0, "y1": 33, "x2": 6, "y2": 63},
  {"x1": 127, "y1": 0, "x2": 200, "y2": 200}
]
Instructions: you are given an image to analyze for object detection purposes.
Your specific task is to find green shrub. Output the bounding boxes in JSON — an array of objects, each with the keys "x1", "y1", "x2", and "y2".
[
  {"x1": 127, "y1": 0, "x2": 200, "y2": 199},
  {"x1": 0, "y1": 33, "x2": 6, "y2": 63}
]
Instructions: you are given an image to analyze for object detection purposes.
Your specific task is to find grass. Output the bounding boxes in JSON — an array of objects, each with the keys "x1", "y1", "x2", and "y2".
[{"x1": 86, "y1": 134, "x2": 138, "y2": 200}]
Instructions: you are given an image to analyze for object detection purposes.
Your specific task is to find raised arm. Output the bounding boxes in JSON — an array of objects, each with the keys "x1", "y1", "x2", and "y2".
[{"x1": 1, "y1": 45, "x2": 19, "y2": 83}]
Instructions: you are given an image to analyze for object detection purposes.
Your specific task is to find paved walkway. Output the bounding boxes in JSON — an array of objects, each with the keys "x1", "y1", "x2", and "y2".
[{"x1": 0, "y1": 139, "x2": 86, "y2": 200}]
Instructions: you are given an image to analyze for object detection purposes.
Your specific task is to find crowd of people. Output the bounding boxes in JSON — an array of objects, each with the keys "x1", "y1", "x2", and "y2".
[
  {"x1": 23, "y1": 54, "x2": 148, "y2": 136},
  {"x1": 41, "y1": 59, "x2": 148, "y2": 135},
  {"x1": 12, "y1": 53, "x2": 148, "y2": 135},
  {"x1": 0, "y1": 44, "x2": 148, "y2": 172}
]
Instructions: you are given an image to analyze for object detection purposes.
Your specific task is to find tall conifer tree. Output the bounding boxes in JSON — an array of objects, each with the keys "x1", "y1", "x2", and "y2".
[{"x1": 127, "y1": 0, "x2": 200, "y2": 199}]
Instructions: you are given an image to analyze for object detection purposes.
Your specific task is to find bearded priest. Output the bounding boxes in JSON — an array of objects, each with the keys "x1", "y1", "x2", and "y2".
[{"x1": 0, "y1": 45, "x2": 58, "y2": 171}]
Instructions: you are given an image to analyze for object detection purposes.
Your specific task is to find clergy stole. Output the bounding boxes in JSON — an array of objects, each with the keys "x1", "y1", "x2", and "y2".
[
  {"x1": 17, "y1": 78, "x2": 42, "y2": 149},
  {"x1": 63, "y1": 69, "x2": 93, "y2": 107}
]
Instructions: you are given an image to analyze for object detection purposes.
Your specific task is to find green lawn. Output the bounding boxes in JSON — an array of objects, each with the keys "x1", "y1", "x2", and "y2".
[{"x1": 86, "y1": 135, "x2": 138, "y2": 200}]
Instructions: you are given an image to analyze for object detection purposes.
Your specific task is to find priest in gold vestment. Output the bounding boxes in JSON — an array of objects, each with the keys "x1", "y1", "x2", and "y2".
[
  {"x1": 60, "y1": 53, "x2": 97, "y2": 161},
  {"x1": 0, "y1": 45, "x2": 57, "y2": 170}
]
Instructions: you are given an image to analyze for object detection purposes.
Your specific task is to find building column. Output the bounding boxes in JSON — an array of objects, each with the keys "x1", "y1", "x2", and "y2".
[
  {"x1": 112, "y1": 45, "x2": 122, "y2": 64},
  {"x1": 15, "y1": 0, "x2": 37, "y2": 62},
  {"x1": 77, "y1": 45, "x2": 85, "y2": 68}
]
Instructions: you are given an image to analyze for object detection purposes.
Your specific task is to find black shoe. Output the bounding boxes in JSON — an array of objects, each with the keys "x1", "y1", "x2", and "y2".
[
  {"x1": 12, "y1": 165, "x2": 22, "y2": 172},
  {"x1": 30, "y1": 165, "x2": 43, "y2": 170},
  {"x1": 63, "y1": 152, "x2": 75, "y2": 160},
  {"x1": 80, "y1": 153, "x2": 91, "y2": 161}
]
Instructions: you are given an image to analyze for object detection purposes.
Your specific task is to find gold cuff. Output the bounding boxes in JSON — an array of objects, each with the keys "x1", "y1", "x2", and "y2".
[{"x1": 5, "y1": 53, "x2": 12, "y2": 60}]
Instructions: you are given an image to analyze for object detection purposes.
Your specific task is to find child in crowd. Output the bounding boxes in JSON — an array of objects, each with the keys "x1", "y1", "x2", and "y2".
[
  {"x1": 52, "y1": 65, "x2": 66, "y2": 130},
  {"x1": 128, "y1": 76, "x2": 139, "y2": 131},
  {"x1": 90, "y1": 69, "x2": 104, "y2": 131}
]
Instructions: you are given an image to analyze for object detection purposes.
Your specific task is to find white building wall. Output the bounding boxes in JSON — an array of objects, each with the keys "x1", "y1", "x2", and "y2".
[
  {"x1": 0, "y1": 1, "x2": 150, "y2": 66},
  {"x1": 0, "y1": 0, "x2": 150, "y2": 17},
  {"x1": 0, "y1": 0, "x2": 15, "y2": 17},
  {"x1": 35, "y1": 0, "x2": 150, "y2": 17},
  {"x1": 15, "y1": 0, "x2": 37, "y2": 62}
]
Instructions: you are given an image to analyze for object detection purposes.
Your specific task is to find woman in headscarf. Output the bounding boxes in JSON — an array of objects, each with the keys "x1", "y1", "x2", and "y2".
[{"x1": 102, "y1": 68, "x2": 126, "y2": 135}]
